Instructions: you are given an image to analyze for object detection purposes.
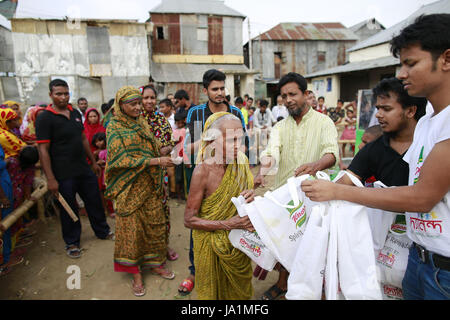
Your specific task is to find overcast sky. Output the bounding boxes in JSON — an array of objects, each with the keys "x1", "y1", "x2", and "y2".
[{"x1": 16, "y1": 0, "x2": 438, "y2": 42}]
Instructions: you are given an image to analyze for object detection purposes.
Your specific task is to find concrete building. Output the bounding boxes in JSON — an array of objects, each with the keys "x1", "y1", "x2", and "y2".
[
  {"x1": 148, "y1": 0, "x2": 256, "y2": 104},
  {"x1": 349, "y1": 18, "x2": 385, "y2": 43},
  {"x1": 305, "y1": 0, "x2": 450, "y2": 105},
  {"x1": 244, "y1": 22, "x2": 358, "y2": 103},
  {"x1": 0, "y1": 13, "x2": 19, "y2": 102},
  {"x1": 10, "y1": 18, "x2": 151, "y2": 107}
]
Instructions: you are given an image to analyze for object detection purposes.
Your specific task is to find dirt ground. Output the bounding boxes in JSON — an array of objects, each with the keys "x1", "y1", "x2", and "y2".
[{"x1": 0, "y1": 167, "x2": 280, "y2": 300}]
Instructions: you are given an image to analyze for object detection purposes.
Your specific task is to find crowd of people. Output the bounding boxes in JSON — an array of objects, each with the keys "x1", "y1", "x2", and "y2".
[{"x1": 0, "y1": 14, "x2": 449, "y2": 301}]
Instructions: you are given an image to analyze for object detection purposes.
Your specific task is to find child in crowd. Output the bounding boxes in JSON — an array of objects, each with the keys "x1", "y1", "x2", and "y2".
[
  {"x1": 247, "y1": 107, "x2": 256, "y2": 130},
  {"x1": 340, "y1": 108, "x2": 357, "y2": 157},
  {"x1": 91, "y1": 132, "x2": 114, "y2": 218},
  {"x1": 172, "y1": 112, "x2": 189, "y2": 201}
]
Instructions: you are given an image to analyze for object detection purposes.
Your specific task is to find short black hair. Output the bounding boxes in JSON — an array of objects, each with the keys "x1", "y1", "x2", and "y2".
[
  {"x1": 174, "y1": 89, "x2": 189, "y2": 101},
  {"x1": 141, "y1": 84, "x2": 157, "y2": 96},
  {"x1": 175, "y1": 110, "x2": 187, "y2": 122},
  {"x1": 372, "y1": 77, "x2": 427, "y2": 121},
  {"x1": 391, "y1": 14, "x2": 450, "y2": 61},
  {"x1": 277, "y1": 116, "x2": 284, "y2": 122},
  {"x1": 49, "y1": 79, "x2": 68, "y2": 92},
  {"x1": 250, "y1": 106, "x2": 256, "y2": 111},
  {"x1": 77, "y1": 97, "x2": 87, "y2": 104},
  {"x1": 91, "y1": 132, "x2": 106, "y2": 147},
  {"x1": 19, "y1": 146, "x2": 39, "y2": 169},
  {"x1": 318, "y1": 96, "x2": 325, "y2": 101},
  {"x1": 365, "y1": 125, "x2": 383, "y2": 139},
  {"x1": 278, "y1": 72, "x2": 307, "y2": 93},
  {"x1": 234, "y1": 96, "x2": 244, "y2": 105},
  {"x1": 202, "y1": 69, "x2": 226, "y2": 89},
  {"x1": 159, "y1": 98, "x2": 174, "y2": 108},
  {"x1": 337, "y1": 99, "x2": 344, "y2": 104},
  {"x1": 248, "y1": 97, "x2": 254, "y2": 102},
  {"x1": 259, "y1": 99, "x2": 269, "y2": 108}
]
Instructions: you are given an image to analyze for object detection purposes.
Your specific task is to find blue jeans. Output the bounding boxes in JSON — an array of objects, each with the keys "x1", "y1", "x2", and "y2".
[{"x1": 402, "y1": 245, "x2": 450, "y2": 300}]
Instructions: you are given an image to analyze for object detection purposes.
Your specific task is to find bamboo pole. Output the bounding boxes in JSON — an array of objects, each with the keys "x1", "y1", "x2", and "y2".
[
  {"x1": 56, "y1": 193, "x2": 79, "y2": 223},
  {"x1": 0, "y1": 182, "x2": 48, "y2": 237}
]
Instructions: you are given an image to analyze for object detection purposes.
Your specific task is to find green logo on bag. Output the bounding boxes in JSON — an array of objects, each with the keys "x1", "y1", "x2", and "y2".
[{"x1": 286, "y1": 200, "x2": 307, "y2": 229}]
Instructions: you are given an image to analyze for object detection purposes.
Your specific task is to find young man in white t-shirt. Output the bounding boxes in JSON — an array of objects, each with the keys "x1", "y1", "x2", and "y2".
[{"x1": 301, "y1": 14, "x2": 450, "y2": 300}]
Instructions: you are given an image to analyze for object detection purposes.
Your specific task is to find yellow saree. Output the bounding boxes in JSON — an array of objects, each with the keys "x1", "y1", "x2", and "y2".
[{"x1": 192, "y1": 112, "x2": 254, "y2": 300}]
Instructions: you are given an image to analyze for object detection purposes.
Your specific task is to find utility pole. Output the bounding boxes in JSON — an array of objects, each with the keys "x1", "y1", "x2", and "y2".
[{"x1": 248, "y1": 17, "x2": 253, "y2": 70}]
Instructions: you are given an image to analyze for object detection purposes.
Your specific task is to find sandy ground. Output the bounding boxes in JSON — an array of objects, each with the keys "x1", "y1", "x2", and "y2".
[{"x1": 0, "y1": 167, "x2": 280, "y2": 300}]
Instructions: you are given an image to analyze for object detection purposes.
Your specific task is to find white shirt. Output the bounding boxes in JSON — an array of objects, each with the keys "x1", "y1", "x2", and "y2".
[
  {"x1": 254, "y1": 108, "x2": 276, "y2": 129},
  {"x1": 403, "y1": 105, "x2": 450, "y2": 257},
  {"x1": 166, "y1": 113, "x2": 176, "y2": 131},
  {"x1": 271, "y1": 105, "x2": 289, "y2": 121}
]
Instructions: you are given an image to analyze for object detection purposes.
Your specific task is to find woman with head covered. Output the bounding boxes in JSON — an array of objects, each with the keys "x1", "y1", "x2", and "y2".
[{"x1": 184, "y1": 112, "x2": 256, "y2": 300}]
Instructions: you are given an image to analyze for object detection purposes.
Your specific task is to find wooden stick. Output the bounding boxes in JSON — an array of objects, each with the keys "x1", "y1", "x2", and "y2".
[
  {"x1": 0, "y1": 183, "x2": 48, "y2": 236},
  {"x1": 57, "y1": 193, "x2": 79, "y2": 223}
]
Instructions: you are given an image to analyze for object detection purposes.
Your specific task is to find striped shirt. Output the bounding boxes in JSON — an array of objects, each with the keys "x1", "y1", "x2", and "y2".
[
  {"x1": 185, "y1": 102, "x2": 248, "y2": 163},
  {"x1": 260, "y1": 107, "x2": 339, "y2": 189}
]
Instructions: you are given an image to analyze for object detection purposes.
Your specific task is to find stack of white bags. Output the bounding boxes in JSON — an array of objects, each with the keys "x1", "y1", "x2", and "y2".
[{"x1": 229, "y1": 171, "x2": 411, "y2": 300}]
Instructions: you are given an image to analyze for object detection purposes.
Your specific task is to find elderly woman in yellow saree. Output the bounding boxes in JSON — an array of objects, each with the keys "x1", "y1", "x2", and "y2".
[
  {"x1": 105, "y1": 86, "x2": 176, "y2": 297},
  {"x1": 184, "y1": 112, "x2": 256, "y2": 300}
]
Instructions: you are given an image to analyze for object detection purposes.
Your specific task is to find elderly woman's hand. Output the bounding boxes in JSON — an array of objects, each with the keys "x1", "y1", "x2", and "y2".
[{"x1": 240, "y1": 189, "x2": 255, "y2": 203}]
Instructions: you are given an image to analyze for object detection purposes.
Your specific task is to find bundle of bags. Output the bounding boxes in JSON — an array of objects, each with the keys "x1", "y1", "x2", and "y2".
[{"x1": 229, "y1": 171, "x2": 411, "y2": 300}]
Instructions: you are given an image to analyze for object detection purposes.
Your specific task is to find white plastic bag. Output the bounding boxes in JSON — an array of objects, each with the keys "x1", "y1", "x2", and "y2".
[
  {"x1": 331, "y1": 171, "x2": 382, "y2": 300},
  {"x1": 229, "y1": 196, "x2": 277, "y2": 271},
  {"x1": 286, "y1": 204, "x2": 330, "y2": 300},
  {"x1": 247, "y1": 174, "x2": 322, "y2": 272},
  {"x1": 366, "y1": 181, "x2": 396, "y2": 251},
  {"x1": 376, "y1": 215, "x2": 412, "y2": 289}
]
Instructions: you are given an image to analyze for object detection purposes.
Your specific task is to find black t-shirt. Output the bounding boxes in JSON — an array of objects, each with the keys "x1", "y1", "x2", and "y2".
[
  {"x1": 348, "y1": 134, "x2": 409, "y2": 187},
  {"x1": 35, "y1": 104, "x2": 91, "y2": 181}
]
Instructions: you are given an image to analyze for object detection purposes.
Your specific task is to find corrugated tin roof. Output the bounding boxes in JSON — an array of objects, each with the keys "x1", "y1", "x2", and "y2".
[
  {"x1": 348, "y1": 0, "x2": 450, "y2": 52},
  {"x1": 151, "y1": 62, "x2": 252, "y2": 83},
  {"x1": 150, "y1": 0, "x2": 245, "y2": 18},
  {"x1": 0, "y1": 13, "x2": 11, "y2": 30},
  {"x1": 255, "y1": 22, "x2": 359, "y2": 41},
  {"x1": 349, "y1": 18, "x2": 385, "y2": 32},
  {"x1": 304, "y1": 56, "x2": 399, "y2": 78}
]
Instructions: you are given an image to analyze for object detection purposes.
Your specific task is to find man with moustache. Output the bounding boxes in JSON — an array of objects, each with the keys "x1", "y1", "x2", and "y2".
[{"x1": 254, "y1": 72, "x2": 339, "y2": 300}]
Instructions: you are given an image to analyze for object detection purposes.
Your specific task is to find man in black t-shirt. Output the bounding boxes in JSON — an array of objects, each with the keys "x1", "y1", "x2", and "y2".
[
  {"x1": 338, "y1": 78, "x2": 427, "y2": 187},
  {"x1": 36, "y1": 79, "x2": 113, "y2": 259}
]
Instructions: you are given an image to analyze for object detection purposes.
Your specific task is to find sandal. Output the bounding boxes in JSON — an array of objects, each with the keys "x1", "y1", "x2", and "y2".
[
  {"x1": 150, "y1": 263, "x2": 175, "y2": 280},
  {"x1": 8, "y1": 255, "x2": 24, "y2": 267},
  {"x1": 167, "y1": 248, "x2": 179, "y2": 261},
  {"x1": 0, "y1": 265, "x2": 11, "y2": 277},
  {"x1": 260, "y1": 284, "x2": 287, "y2": 300},
  {"x1": 15, "y1": 238, "x2": 32, "y2": 249},
  {"x1": 178, "y1": 278, "x2": 194, "y2": 296},
  {"x1": 132, "y1": 280, "x2": 146, "y2": 297},
  {"x1": 66, "y1": 245, "x2": 82, "y2": 259}
]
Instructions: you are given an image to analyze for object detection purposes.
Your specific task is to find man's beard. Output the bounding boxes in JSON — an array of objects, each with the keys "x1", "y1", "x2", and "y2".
[{"x1": 288, "y1": 103, "x2": 306, "y2": 118}]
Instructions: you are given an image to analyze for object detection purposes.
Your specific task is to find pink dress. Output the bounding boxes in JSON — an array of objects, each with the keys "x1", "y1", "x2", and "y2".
[{"x1": 340, "y1": 117, "x2": 356, "y2": 140}]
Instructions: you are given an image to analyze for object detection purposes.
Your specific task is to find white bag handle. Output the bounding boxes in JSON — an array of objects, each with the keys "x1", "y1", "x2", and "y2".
[
  {"x1": 373, "y1": 181, "x2": 407, "y2": 236},
  {"x1": 333, "y1": 170, "x2": 364, "y2": 187},
  {"x1": 265, "y1": 175, "x2": 309, "y2": 209}
]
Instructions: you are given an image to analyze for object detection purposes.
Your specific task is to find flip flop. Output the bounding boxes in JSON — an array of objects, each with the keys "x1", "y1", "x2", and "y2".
[
  {"x1": 178, "y1": 278, "x2": 194, "y2": 296},
  {"x1": 8, "y1": 255, "x2": 24, "y2": 267},
  {"x1": 0, "y1": 265, "x2": 11, "y2": 277},
  {"x1": 261, "y1": 284, "x2": 287, "y2": 300},
  {"x1": 150, "y1": 264, "x2": 175, "y2": 280},
  {"x1": 167, "y1": 250, "x2": 179, "y2": 261},
  {"x1": 131, "y1": 280, "x2": 146, "y2": 297},
  {"x1": 66, "y1": 246, "x2": 82, "y2": 259}
]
